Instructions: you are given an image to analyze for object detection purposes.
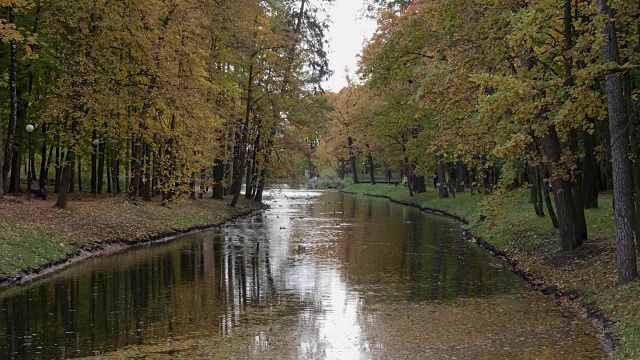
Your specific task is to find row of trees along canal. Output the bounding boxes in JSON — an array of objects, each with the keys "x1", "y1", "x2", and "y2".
[
  {"x1": 315, "y1": 1, "x2": 640, "y2": 286},
  {"x1": 0, "y1": 0, "x2": 334, "y2": 208}
]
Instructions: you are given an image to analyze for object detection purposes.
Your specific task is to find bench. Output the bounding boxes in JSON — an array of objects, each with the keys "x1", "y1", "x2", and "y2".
[{"x1": 30, "y1": 187, "x2": 47, "y2": 200}]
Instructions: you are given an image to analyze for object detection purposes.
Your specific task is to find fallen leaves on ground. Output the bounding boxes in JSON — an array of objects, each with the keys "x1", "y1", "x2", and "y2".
[{"x1": 0, "y1": 193, "x2": 261, "y2": 276}]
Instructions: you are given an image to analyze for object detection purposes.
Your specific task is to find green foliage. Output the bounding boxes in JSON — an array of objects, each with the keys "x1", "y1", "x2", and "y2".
[{"x1": 312, "y1": 177, "x2": 345, "y2": 189}]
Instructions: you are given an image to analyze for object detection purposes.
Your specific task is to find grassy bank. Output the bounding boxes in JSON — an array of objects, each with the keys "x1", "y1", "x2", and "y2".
[
  {"x1": 345, "y1": 183, "x2": 639, "y2": 359},
  {"x1": 0, "y1": 194, "x2": 261, "y2": 279}
]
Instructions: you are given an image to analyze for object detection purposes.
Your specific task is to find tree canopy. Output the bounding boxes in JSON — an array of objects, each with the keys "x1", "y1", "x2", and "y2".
[
  {"x1": 0, "y1": 0, "x2": 333, "y2": 209},
  {"x1": 315, "y1": 0, "x2": 640, "y2": 285}
]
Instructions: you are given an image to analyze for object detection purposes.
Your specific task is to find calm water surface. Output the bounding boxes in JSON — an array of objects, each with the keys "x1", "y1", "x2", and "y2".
[{"x1": 0, "y1": 188, "x2": 605, "y2": 359}]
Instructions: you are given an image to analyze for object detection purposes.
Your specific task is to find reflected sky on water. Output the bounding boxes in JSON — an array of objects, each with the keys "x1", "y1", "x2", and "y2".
[{"x1": 0, "y1": 187, "x2": 605, "y2": 359}]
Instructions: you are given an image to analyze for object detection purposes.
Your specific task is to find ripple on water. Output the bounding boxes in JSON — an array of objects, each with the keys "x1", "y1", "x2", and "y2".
[{"x1": 0, "y1": 187, "x2": 606, "y2": 359}]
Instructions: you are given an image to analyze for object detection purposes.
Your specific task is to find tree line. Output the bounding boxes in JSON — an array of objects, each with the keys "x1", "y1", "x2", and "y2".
[
  {"x1": 0, "y1": 0, "x2": 332, "y2": 208},
  {"x1": 316, "y1": 0, "x2": 640, "y2": 285}
]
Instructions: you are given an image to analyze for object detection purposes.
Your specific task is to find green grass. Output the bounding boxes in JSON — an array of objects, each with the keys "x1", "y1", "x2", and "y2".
[
  {"x1": 0, "y1": 196, "x2": 261, "y2": 279},
  {"x1": 0, "y1": 221, "x2": 73, "y2": 275},
  {"x1": 346, "y1": 183, "x2": 615, "y2": 249},
  {"x1": 345, "y1": 183, "x2": 639, "y2": 358}
]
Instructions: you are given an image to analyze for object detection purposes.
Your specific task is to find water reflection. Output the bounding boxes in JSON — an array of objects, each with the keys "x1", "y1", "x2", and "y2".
[{"x1": 0, "y1": 188, "x2": 604, "y2": 359}]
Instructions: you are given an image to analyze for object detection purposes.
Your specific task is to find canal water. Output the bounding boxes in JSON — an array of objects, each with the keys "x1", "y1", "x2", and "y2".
[{"x1": 0, "y1": 188, "x2": 605, "y2": 359}]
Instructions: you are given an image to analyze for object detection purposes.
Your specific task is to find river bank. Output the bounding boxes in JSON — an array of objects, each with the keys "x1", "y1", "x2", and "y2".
[
  {"x1": 0, "y1": 193, "x2": 263, "y2": 289},
  {"x1": 344, "y1": 183, "x2": 639, "y2": 359}
]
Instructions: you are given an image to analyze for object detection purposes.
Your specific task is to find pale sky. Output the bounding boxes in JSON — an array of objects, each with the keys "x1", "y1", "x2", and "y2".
[{"x1": 323, "y1": 0, "x2": 377, "y2": 92}]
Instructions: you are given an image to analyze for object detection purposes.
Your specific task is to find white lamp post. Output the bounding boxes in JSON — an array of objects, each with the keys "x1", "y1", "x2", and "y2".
[{"x1": 26, "y1": 124, "x2": 35, "y2": 200}]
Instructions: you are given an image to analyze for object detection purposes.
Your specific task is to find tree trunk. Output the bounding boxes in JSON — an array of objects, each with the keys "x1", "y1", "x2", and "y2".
[
  {"x1": 245, "y1": 151, "x2": 253, "y2": 197},
  {"x1": 250, "y1": 159, "x2": 260, "y2": 198},
  {"x1": 30, "y1": 151, "x2": 35, "y2": 187},
  {"x1": 77, "y1": 156, "x2": 82, "y2": 192},
  {"x1": 212, "y1": 160, "x2": 224, "y2": 199},
  {"x1": 245, "y1": 135, "x2": 258, "y2": 199},
  {"x1": 0, "y1": 110, "x2": 3, "y2": 198},
  {"x1": 624, "y1": 72, "x2": 640, "y2": 247},
  {"x1": 469, "y1": 167, "x2": 477, "y2": 194},
  {"x1": 231, "y1": 60, "x2": 256, "y2": 208},
  {"x1": 69, "y1": 152, "x2": 75, "y2": 193},
  {"x1": 2, "y1": 7, "x2": 18, "y2": 193},
  {"x1": 598, "y1": 115, "x2": 614, "y2": 191},
  {"x1": 598, "y1": 0, "x2": 637, "y2": 284},
  {"x1": 11, "y1": 4, "x2": 39, "y2": 193},
  {"x1": 448, "y1": 164, "x2": 457, "y2": 198},
  {"x1": 98, "y1": 139, "x2": 106, "y2": 193},
  {"x1": 456, "y1": 161, "x2": 467, "y2": 192},
  {"x1": 569, "y1": 130, "x2": 588, "y2": 241},
  {"x1": 9, "y1": 100, "x2": 27, "y2": 195},
  {"x1": 106, "y1": 151, "x2": 112, "y2": 194},
  {"x1": 386, "y1": 164, "x2": 391, "y2": 184},
  {"x1": 347, "y1": 136, "x2": 359, "y2": 184},
  {"x1": 435, "y1": 154, "x2": 448, "y2": 198},
  {"x1": 43, "y1": 138, "x2": 55, "y2": 186},
  {"x1": 367, "y1": 152, "x2": 375, "y2": 185},
  {"x1": 112, "y1": 146, "x2": 119, "y2": 195},
  {"x1": 527, "y1": 165, "x2": 545, "y2": 217},
  {"x1": 56, "y1": 117, "x2": 79, "y2": 209},
  {"x1": 230, "y1": 123, "x2": 246, "y2": 207},
  {"x1": 152, "y1": 135, "x2": 158, "y2": 196},
  {"x1": 536, "y1": 166, "x2": 549, "y2": 220},
  {"x1": 563, "y1": 5, "x2": 587, "y2": 241},
  {"x1": 125, "y1": 131, "x2": 131, "y2": 194},
  {"x1": 56, "y1": 150, "x2": 74, "y2": 209},
  {"x1": 231, "y1": 132, "x2": 240, "y2": 195},
  {"x1": 91, "y1": 129, "x2": 97, "y2": 194},
  {"x1": 222, "y1": 130, "x2": 232, "y2": 197},
  {"x1": 129, "y1": 131, "x2": 144, "y2": 200},
  {"x1": 404, "y1": 156, "x2": 414, "y2": 197},
  {"x1": 39, "y1": 124, "x2": 48, "y2": 188},
  {"x1": 55, "y1": 143, "x2": 61, "y2": 193},
  {"x1": 583, "y1": 124, "x2": 599, "y2": 208},
  {"x1": 254, "y1": 148, "x2": 271, "y2": 203},
  {"x1": 142, "y1": 142, "x2": 152, "y2": 201},
  {"x1": 542, "y1": 126, "x2": 581, "y2": 250},
  {"x1": 189, "y1": 173, "x2": 196, "y2": 200},
  {"x1": 520, "y1": 39, "x2": 579, "y2": 247},
  {"x1": 254, "y1": 166, "x2": 268, "y2": 203},
  {"x1": 223, "y1": 162, "x2": 231, "y2": 196},
  {"x1": 480, "y1": 164, "x2": 491, "y2": 194},
  {"x1": 161, "y1": 116, "x2": 176, "y2": 204}
]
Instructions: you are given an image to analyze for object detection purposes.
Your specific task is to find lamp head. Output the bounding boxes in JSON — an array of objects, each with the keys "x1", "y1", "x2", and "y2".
[{"x1": 26, "y1": 124, "x2": 35, "y2": 133}]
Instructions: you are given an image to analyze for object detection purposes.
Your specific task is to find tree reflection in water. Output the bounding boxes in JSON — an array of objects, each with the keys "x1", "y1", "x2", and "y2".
[{"x1": 0, "y1": 189, "x2": 605, "y2": 359}]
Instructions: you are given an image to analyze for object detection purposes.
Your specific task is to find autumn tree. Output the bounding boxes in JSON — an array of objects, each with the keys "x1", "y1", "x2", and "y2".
[
  {"x1": 597, "y1": 0, "x2": 638, "y2": 284},
  {"x1": 353, "y1": 0, "x2": 640, "y2": 283}
]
